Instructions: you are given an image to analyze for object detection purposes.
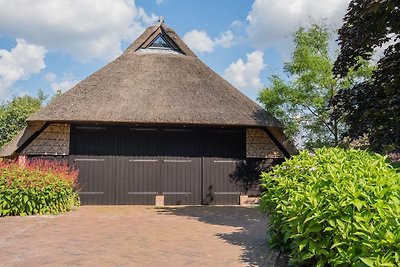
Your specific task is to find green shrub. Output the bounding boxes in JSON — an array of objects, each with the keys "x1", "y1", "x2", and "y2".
[
  {"x1": 392, "y1": 162, "x2": 400, "y2": 171},
  {"x1": 260, "y1": 148, "x2": 400, "y2": 267},
  {"x1": 0, "y1": 160, "x2": 79, "y2": 216}
]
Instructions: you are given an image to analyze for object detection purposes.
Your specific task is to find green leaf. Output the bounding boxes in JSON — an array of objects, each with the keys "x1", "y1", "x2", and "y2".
[
  {"x1": 306, "y1": 223, "x2": 324, "y2": 233},
  {"x1": 2, "y1": 209, "x2": 10, "y2": 216},
  {"x1": 331, "y1": 242, "x2": 345, "y2": 249},
  {"x1": 298, "y1": 243, "x2": 307, "y2": 252},
  {"x1": 336, "y1": 219, "x2": 345, "y2": 229},
  {"x1": 353, "y1": 199, "x2": 365, "y2": 211},
  {"x1": 360, "y1": 257, "x2": 375, "y2": 267}
]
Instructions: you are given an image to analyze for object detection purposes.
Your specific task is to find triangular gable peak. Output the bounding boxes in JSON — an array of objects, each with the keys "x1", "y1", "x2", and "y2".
[
  {"x1": 125, "y1": 22, "x2": 196, "y2": 57},
  {"x1": 139, "y1": 26, "x2": 181, "y2": 52}
]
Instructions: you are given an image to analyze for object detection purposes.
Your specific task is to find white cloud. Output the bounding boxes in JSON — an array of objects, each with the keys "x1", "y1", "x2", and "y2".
[
  {"x1": 246, "y1": 0, "x2": 350, "y2": 49},
  {"x1": 44, "y1": 72, "x2": 57, "y2": 83},
  {"x1": 45, "y1": 72, "x2": 79, "y2": 93},
  {"x1": 0, "y1": 39, "x2": 47, "y2": 97},
  {"x1": 215, "y1": 31, "x2": 234, "y2": 48},
  {"x1": 155, "y1": 0, "x2": 165, "y2": 5},
  {"x1": 183, "y1": 30, "x2": 215, "y2": 53},
  {"x1": 231, "y1": 20, "x2": 244, "y2": 29},
  {"x1": 0, "y1": 0, "x2": 157, "y2": 61},
  {"x1": 50, "y1": 79, "x2": 79, "y2": 93},
  {"x1": 223, "y1": 50, "x2": 266, "y2": 91},
  {"x1": 136, "y1": 7, "x2": 158, "y2": 26},
  {"x1": 183, "y1": 30, "x2": 234, "y2": 53}
]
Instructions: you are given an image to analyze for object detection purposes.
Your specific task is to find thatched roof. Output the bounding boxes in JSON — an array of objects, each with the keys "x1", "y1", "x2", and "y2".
[
  {"x1": 0, "y1": 130, "x2": 24, "y2": 158},
  {"x1": 28, "y1": 22, "x2": 281, "y2": 128},
  {"x1": 0, "y1": 122, "x2": 45, "y2": 158},
  {"x1": 1, "y1": 22, "x2": 297, "y2": 158}
]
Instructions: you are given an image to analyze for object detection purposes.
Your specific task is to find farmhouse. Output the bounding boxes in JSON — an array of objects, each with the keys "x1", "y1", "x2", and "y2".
[{"x1": 0, "y1": 20, "x2": 296, "y2": 205}]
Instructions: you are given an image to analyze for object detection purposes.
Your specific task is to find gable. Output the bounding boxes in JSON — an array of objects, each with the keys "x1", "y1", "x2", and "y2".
[
  {"x1": 246, "y1": 128, "x2": 284, "y2": 158},
  {"x1": 138, "y1": 26, "x2": 181, "y2": 53},
  {"x1": 22, "y1": 124, "x2": 70, "y2": 156}
]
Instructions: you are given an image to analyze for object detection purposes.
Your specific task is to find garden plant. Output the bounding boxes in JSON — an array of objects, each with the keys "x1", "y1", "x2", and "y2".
[
  {"x1": 260, "y1": 148, "x2": 400, "y2": 266},
  {"x1": 0, "y1": 159, "x2": 79, "y2": 216}
]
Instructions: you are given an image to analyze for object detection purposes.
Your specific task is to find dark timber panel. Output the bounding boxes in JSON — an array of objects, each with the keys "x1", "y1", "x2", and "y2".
[
  {"x1": 70, "y1": 125, "x2": 247, "y2": 205},
  {"x1": 162, "y1": 129, "x2": 202, "y2": 205},
  {"x1": 115, "y1": 157, "x2": 159, "y2": 205},
  {"x1": 202, "y1": 158, "x2": 242, "y2": 205},
  {"x1": 162, "y1": 158, "x2": 201, "y2": 205},
  {"x1": 70, "y1": 126, "x2": 117, "y2": 205},
  {"x1": 117, "y1": 127, "x2": 160, "y2": 157},
  {"x1": 115, "y1": 128, "x2": 160, "y2": 205},
  {"x1": 69, "y1": 155, "x2": 115, "y2": 205},
  {"x1": 202, "y1": 129, "x2": 245, "y2": 205},
  {"x1": 70, "y1": 126, "x2": 115, "y2": 155}
]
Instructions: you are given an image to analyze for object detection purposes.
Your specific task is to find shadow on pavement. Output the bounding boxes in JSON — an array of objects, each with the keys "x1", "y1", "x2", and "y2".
[{"x1": 156, "y1": 206, "x2": 284, "y2": 267}]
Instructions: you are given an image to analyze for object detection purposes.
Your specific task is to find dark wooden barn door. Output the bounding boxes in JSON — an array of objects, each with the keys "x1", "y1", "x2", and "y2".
[
  {"x1": 202, "y1": 158, "x2": 242, "y2": 205},
  {"x1": 69, "y1": 126, "x2": 116, "y2": 205},
  {"x1": 114, "y1": 128, "x2": 160, "y2": 205},
  {"x1": 70, "y1": 125, "x2": 246, "y2": 205},
  {"x1": 162, "y1": 129, "x2": 202, "y2": 205},
  {"x1": 202, "y1": 130, "x2": 245, "y2": 205},
  {"x1": 115, "y1": 157, "x2": 159, "y2": 205},
  {"x1": 161, "y1": 158, "x2": 201, "y2": 205},
  {"x1": 70, "y1": 156, "x2": 115, "y2": 205}
]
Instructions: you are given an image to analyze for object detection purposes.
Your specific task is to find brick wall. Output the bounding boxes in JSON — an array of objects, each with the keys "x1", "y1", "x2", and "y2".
[{"x1": 246, "y1": 128, "x2": 284, "y2": 158}]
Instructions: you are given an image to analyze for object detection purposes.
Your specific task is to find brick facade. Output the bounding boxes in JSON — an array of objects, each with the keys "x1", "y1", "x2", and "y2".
[{"x1": 246, "y1": 128, "x2": 284, "y2": 158}]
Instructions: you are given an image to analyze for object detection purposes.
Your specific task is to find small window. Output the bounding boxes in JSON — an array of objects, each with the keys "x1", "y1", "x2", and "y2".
[{"x1": 148, "y1": 35, "x2": 174, "y2": 50}]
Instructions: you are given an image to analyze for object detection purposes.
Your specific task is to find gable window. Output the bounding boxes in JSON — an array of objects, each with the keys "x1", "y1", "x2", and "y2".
[{"x1": 148, "y1": 34, "x2": 174, "y2": 50}]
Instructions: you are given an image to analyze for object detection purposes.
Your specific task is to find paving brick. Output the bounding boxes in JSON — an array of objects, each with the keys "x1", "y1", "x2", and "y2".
[{"x1": 0, "y1": 206, "x2": 284, "y2": 267}]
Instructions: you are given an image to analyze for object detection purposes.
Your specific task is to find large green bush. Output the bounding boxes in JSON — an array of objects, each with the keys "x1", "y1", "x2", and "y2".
[
  {"x1": 0, "y1": 160, "x2": 79, "y2": 216},
  {"x1": 260, "y1": 148, "x2": 400, "y2": 267}
]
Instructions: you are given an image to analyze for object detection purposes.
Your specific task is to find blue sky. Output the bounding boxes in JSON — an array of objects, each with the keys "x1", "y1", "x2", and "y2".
[{"x1": 0, "y1": 0, "x2": 350, "y2": 103}]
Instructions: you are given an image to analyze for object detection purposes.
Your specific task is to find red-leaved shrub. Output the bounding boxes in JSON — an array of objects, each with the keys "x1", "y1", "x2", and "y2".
[{"x1": 0, "y1": 159, "x2": 79, "y2": 216}]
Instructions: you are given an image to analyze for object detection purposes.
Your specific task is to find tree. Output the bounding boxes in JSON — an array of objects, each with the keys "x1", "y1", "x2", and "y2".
[
  {"x1": 258, "y1": 24, "x2": 373, "y2": 149},
  {"x1": 334, "y1": 0, "x2": 400, "y2": 152},
  {"x1": 0, "y1": 91, "x2": 46, "y2": 148}
]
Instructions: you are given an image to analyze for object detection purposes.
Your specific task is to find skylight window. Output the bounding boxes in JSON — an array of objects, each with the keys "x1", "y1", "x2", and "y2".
[{"x1": 148, "y1": 35, "x2": 174, "y2": 50}]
